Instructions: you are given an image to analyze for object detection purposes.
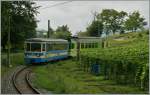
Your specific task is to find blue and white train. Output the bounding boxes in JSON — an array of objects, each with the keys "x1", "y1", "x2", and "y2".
[{"x1": 24, "y1": 38, "x2": 69, "y2": 64}]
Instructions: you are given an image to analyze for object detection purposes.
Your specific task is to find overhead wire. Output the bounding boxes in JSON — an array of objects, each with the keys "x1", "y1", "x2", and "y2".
[{"x1": 40, "y1": 1, "x2": 73, "y2": 10}]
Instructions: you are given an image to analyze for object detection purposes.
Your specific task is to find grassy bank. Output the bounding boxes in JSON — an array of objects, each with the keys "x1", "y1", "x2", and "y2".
[
  {"x1": 1, "y1": 52, "x2": 24, "y2": 76},
  {"x1": 32, "y1": 59, "x2": 147, "y2": 94}
]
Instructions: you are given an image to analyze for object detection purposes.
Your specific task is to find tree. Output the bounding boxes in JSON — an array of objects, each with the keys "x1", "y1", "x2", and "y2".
[
  {"x1": 86, "y1": 20, "x2": 103, "y2": 37},
  {"x1": 36, "y1": 29, "x2": 48, "y2": 38},
  {"x1": 97, "y1": 9, "x2": 127, "y2": 35},
  {"x1": 117, "y1": 11, "x2": 128, "y2": 34},
  {"x1": 1, "y1": 1, "x2": 39, "y2": 50},
  {"x1": 124, "y1": 11, "x2": 147, "y2": 32},
  {"x1": 76, "y1": 31, "x2": 88, "y2": 37},
  {"x1": 53, "y1": 25, "x2": 72, "y2": 40}
]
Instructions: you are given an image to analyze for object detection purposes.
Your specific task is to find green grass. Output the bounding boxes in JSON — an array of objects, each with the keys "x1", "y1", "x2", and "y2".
[
  {"x1": 1, "y1": 52, "x2": 24, "y2": 76},
  {"x1": 106, "y1": 31, "x2": 149, "y2": 47},
  {"x1": 32, "y1": 59, "x2": 147, "y2": 94}
]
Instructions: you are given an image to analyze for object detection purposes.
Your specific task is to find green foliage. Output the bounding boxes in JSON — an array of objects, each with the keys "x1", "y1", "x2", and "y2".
[
  {"x1": 1, "y1": 1, "x2": 39, "y2": 49},
  {"x1": 80, "y1": 9, "x2": 147, "y2": 37},
  {"x1": 77, "y1": 31, "x2": 88, "y2": 37},
  {"x1": 97, "y1": 9, "x2": 127, "y2": 35},
  {"x1": 124, "y1": 11, "x2": 146, "y2": 32},
  {"x1": 1, "y1": 52, "x2": 24, "y2": 66},
  {"x1": 79, "y1": 32, "x2": 149, "y2": 90},
  {"x1": 36, "y1": 29, "x2": 48, "y2": 38},
  {"x1": 53, "y1": 25, "x2": 72, "y2": 40},
  {"x1": 86, "y1": 20, "x2": 103, "y2": 37}
]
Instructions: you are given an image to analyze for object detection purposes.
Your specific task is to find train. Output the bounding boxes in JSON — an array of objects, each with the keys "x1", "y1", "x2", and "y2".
[
  {"x1": 24, "y1": 38, "x2": 69, "y2": 64},
  {"x1": 24, "y1": 37, "x2": 102, "y2": 64}
]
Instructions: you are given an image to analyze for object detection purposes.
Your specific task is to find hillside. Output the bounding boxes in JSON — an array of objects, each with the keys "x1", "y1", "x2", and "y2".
[
  {"x1": 80, "y1": 31, "x2": 149, "y2": 90},
  {"x1": 105, "y1": 31, "x2": 149, "y2": 47}
]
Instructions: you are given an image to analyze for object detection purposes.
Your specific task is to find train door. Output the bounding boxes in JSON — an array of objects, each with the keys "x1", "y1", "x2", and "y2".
[{"x1": 41, "y1": 43, "x2": 46, "y2": 59}]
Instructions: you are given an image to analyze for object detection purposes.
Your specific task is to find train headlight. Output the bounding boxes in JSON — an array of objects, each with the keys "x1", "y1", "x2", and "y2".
[
  {"x1": 36, "y1": 53, "x2": 43, "y2": 57},
  {"x1": 36, "y1": 53, "x2": 40, "y2": 57},
  {"x1": 25, "y1": 53, "x2": 29, "y2": 56},
  {"x1": 39, "y1": 53, "x2": 43, "y2": 56}
]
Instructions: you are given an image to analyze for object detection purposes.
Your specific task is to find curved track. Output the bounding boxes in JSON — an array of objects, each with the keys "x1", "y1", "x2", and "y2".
[{"x1": 12, "y1": 66, "x2": 40, "y2": 94}]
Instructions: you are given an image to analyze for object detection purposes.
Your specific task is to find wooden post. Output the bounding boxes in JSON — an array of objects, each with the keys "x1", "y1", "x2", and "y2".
[
  {"x1": 102, "y1": 39, "x2": 104, "y2": 48},
  {"x1": 68, "y1": 39, "x2": 71, "y2": 57},
  {"x1": 76, "y1": 39, "x2": 80, "y2": 61}
]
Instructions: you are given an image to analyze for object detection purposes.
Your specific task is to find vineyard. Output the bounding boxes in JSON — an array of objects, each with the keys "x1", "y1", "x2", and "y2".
[
  {"x1": 79, "y1": 31, "x2": 149, "y2": 90},
  {"x1": 1, "y1": 0, "x2": 149, "y2": 94}
]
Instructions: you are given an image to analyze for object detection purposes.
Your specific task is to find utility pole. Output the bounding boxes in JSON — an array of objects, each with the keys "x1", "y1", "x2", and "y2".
[
  {"x1": 91, "y1": 11, "x2": 97, "y2": 21},
  {"x1": 8, "y1": 6, "x2": 12, "y2": 67},
  {"x1": 48, "y1": 20, "x2": 50, "y2": 38}
]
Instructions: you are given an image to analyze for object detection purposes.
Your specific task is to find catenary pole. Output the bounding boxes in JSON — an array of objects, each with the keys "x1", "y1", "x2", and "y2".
[
  {"x1": 48, "y1": 20, "x2": 50, "y2": 38},
  {"x1": 8, "y1": 4, "x2": 11, "y2": 67}
]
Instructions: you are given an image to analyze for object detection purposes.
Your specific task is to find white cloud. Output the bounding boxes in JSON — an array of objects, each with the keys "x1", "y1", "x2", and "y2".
[{"x1": 35, "y1": 1, "x2": 149, "y2": 35}]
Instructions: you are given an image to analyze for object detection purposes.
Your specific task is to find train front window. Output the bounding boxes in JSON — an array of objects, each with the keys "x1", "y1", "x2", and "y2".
[{"x1": 31, "y1": 43, "x2": 41, "y2": 52}]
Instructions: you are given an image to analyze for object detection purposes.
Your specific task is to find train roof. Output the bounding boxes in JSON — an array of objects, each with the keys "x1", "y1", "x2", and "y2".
[
  {"x1": 25, "y1": 38, "x2": 68, "y2": 43},
  {"x1": 71, "y1": 36, "x2": 102, "y2": 43}
]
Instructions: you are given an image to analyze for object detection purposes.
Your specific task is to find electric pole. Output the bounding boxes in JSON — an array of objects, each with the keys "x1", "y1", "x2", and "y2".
[
  {"x1": 48, "y1": 20, "x2": 50, "y2": 38},
  {"x1": 8, "y1": 5, "x2": 12, "y2": 67}
]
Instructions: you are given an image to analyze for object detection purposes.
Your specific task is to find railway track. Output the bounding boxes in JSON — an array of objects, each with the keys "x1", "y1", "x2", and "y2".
[{"x1": 12, "y1": 66, "x2": 40, "y2": 94}]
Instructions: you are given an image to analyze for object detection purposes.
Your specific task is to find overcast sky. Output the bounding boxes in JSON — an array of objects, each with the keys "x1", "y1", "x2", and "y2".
[{"x1": 35, "y1": 1, "x2": 149, "y2": 35}]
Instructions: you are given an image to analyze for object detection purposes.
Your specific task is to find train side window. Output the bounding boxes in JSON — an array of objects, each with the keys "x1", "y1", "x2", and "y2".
[
  {"x1": 92, "y1": 43, "x2": 95, "y2": 48},
  {"x1": 85, "y1": 43, "x2": 88, "y2": 48},
  {"x1": 47, "y1": 44, "x2": 53, "y2": 51},
  {"x1": 81, "y1": 43, "x2": 84, "y2": 48},
  {"x1": 71, "y1": 43, "x2": 74, "y2": 49},
  {"x1": 95, "y1": 43, "x2": 98, "y2": 48},
  {"x1": 87, "y1": 43, "x2": 89, "y2": 48},
  {"x1": 42, "y1": 44, "x2": 46, "y2": 51},
  {"x1": 89, "y1": 43, "x2": 92, "y2": 48},
  {"x1": 53, "y1": 44, "x2": 67, "y2": 50}
]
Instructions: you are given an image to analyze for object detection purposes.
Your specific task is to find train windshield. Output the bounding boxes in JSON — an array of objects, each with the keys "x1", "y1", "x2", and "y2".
[
  {"x1": 26, "y1": 43, "x2": 41, "y2": 52},
  {"x1": 31, "y1": 43, "x2": 41, "y2": 52}
]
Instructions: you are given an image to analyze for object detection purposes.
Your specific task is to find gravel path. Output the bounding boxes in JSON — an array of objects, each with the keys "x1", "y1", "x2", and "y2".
[{"x1": 1, "y1": 65, "x2": 25, "y2": 94}]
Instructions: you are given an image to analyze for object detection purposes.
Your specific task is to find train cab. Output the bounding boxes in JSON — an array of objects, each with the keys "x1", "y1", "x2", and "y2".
[{"x1": 24, "y1": 38, "x2": 69, "y2": 64}]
